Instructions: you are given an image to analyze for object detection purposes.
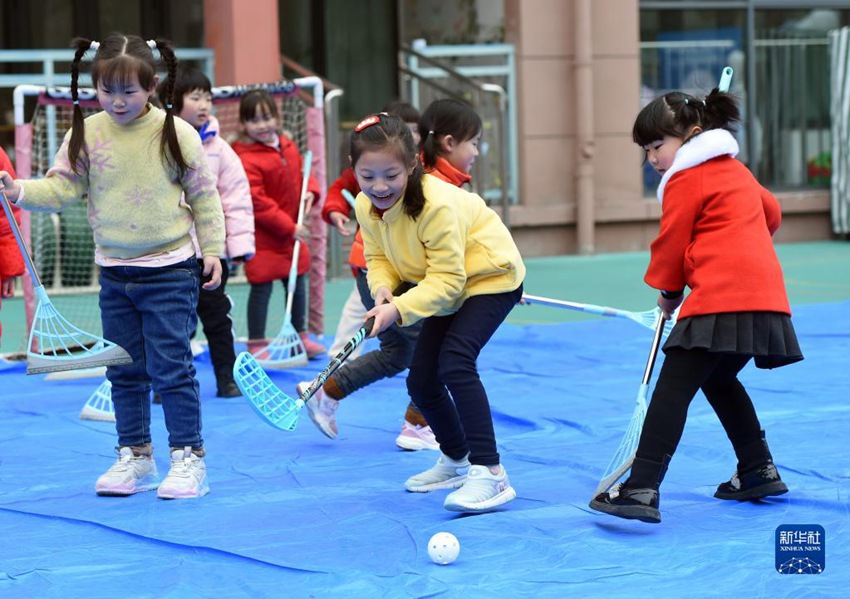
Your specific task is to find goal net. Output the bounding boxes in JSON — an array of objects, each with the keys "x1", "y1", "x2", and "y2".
[{"x1": 10, "y1": 78, "x2": 328, "y2": 355}]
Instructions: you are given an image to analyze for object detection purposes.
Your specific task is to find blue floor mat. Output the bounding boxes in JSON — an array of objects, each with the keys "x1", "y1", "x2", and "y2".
[{"x1": 1, "y1": 302, "x2": 848, "y2": 598}]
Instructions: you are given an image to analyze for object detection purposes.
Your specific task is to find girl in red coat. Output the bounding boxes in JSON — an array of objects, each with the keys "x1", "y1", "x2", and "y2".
[
  {"x1": 0, "y1": 147, "x2": 25, "y2": 348},
  {"x1": 231, "y1": 90, "x2": 324, "y2": 358},
  {"x1": 590, "y1": 88, "x2": 803, "y2": 524}
]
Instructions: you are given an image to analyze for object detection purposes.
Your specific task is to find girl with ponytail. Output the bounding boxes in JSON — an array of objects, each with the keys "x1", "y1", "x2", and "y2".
[
  {"x1": 590, "y1": 87, "x2": 804, "y2": 524},
  {"x1": 349, "y1": 112, "x2": 525, "y2": 514},
  {"x1": 0, "y1": 33, "x2": 225, "y2": 501}
]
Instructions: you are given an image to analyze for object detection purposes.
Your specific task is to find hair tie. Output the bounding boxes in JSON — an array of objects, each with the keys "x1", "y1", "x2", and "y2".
[
  {"x1": 702, "y1": 100, "x2": 707, "y2": 106},
  {"x1": 73, "y1": 100, "x2": 80, "y2": 105},
  {"x1": 166, "y1": 103, "x2": 173, "y2": 110},
  {"x1": 147, "y1": 39, "x2": 157, "y2": 49},
  {"x1": 428, "y1": 130, "x2": 435, "y2": 136},
  {"x1": 684, "y1": 98, "x2": 689, "y2": 105},
  {"x1": 89, "y1": 41, "x2": 100, "y2": 52},
  {"x1": 354, "y1": 115, "x2": 381, "y2": 132}
]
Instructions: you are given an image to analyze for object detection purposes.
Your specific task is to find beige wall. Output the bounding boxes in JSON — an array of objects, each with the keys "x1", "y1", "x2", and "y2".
[
  {"x1": 503, "y1": 0, "x2": 651, "y2": 256},
  {"x1": 205, "y1": 0, "x2": 832, "y2": 257},
  {"x1": 503, "y1": 0, "x2": 831, "y2": 257},
  {"x1": 204, "y1": 0, "x2": 281, "y2": 85}
]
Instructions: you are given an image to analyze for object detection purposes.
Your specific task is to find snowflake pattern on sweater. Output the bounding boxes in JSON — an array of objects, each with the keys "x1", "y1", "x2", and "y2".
[{"x1": 18, "y1": 106, "x2": 224, "y2": 261}]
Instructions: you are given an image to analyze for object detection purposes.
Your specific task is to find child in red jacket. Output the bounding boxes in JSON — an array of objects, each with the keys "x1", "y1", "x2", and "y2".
[
  {"x1": 231, "y1": 89, "x2": 324, "y2": 358},
  {"x1": 0, "y1": 147, "x2": 25, "y2": 349},
  {"x1": 590, "y1": 87, "x2": 803, "y2": 524}
]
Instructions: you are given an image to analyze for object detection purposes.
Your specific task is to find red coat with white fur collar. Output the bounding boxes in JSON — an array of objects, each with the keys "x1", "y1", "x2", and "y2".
[{"x1": 645, "y1": 134, "x2": 790, "y2": 319}]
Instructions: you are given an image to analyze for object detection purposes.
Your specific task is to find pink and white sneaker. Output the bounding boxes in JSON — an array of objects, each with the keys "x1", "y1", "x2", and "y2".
[
  {"x1": 395, "y1": 420, "x2": 440, "y2": 451},
  {"x1": 157, "y1": 447, "x2": 209, "y2": 499},
  {"x1": 95, "y1": 447, "x2": 160, "y2": 496},
  {"x1": 298, "y1": 381, "x2": 339, "y2": 439}
]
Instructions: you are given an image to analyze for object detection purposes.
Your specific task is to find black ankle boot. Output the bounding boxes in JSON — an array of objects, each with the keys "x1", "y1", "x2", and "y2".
[
  {"x1": 715, "y1": 431, "x2": 788, "y2": 501},
  {"x1": 589, "y1": 456, "x2": 670, "y2": 524}
]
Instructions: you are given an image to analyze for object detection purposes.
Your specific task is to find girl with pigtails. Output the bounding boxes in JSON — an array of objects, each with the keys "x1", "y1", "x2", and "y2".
[
  {"x1": 0, "y1": 34, "x2": 225, "y2": 500},
  {"x1": 590, "y1": 87, "x2": 803, "y2": 524}
]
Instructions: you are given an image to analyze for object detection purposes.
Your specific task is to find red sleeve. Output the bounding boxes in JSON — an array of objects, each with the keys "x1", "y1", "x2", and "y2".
[
  {"x1": 322, "y1": 168, "x2": 359, "y2": 224},
  {"x1": 761, "y1": 187, "x2": 781, "y2": 235},
  {"x1": 0, "y1": 149, "x2": 17, "y2": 178},
  {"x1": 644, "y1": 170, "x2": 702, "y2": 292},
  {"x1": 0, "y1": 149, "x2": 24, "y2": 273}
]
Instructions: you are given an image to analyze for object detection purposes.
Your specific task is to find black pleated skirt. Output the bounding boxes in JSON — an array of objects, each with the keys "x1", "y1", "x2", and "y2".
[{"x1": 663, "y1": 312, "x2": 804, "y2": 369}]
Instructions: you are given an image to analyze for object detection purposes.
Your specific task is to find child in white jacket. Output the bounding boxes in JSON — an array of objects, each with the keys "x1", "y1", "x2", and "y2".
[{"x1": 160, "y1": 66, "x2": 255, "y2": 397}]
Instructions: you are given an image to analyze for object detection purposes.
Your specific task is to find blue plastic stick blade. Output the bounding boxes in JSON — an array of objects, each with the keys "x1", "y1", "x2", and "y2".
[{"x1": 233, "y1": 352, "x2": 304, "y2": 431}]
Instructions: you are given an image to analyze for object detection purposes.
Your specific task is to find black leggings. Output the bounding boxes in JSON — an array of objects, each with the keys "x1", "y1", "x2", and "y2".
[
  {"x1": 246, "y1": 274, "x2": 308, "y2": 340},
  {"x1": 635, "y1": 348, "x2": 762, "y2": 464}
]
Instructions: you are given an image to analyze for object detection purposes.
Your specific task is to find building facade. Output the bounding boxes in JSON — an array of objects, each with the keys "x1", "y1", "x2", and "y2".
[{"x1": 1, "y1": 0, "x2": 846, "y2": 257}]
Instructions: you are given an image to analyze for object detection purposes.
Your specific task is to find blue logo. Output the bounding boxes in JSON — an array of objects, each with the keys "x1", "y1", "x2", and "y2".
[{"x1": 775, "y1": 524, "x2": 825, "y2": 574}]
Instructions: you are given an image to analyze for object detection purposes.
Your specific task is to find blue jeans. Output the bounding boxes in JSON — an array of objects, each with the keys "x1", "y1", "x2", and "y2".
[
  {"x1": 406, "y1": 284, "x2": 523, "y2": 467},
  {"x1": 332, "y1": 270, "x2": 421, "y2": 396},
  {"x1": 99, "y1": 258, "x2": 203, "y2": 450}
]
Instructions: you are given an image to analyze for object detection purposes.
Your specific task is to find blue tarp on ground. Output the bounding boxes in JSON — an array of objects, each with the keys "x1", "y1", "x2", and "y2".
[{"x1": 1, "y1": 301, "x2": 848, "y2": 598}]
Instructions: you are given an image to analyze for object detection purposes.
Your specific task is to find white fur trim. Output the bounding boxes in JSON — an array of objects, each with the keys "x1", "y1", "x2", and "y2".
[{"x1": 657, "y1": 129, "x2": 739, "y2": 203}]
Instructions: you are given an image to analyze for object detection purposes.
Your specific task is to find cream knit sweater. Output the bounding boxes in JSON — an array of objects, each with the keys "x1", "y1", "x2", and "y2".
[{"x1": 18, "y1": 106, "x2": 224, "y2": 261}]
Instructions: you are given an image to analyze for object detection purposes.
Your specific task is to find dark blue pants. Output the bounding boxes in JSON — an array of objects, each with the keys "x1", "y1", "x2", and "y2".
[
  {"x1": 332, "y1": 269, "x2": 421, "y2": 396},
  {"x1": 406, "y1": 284, "x2": 523, "y2": 466}
]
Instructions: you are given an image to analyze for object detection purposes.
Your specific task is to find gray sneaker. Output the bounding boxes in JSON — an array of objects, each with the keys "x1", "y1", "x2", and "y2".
[
  {"x1": 404, "y1": 453, "x2": 470, "y2": 492},
  {"x1": 443, "y1": 464, "x2": 516, "y2": 513}
]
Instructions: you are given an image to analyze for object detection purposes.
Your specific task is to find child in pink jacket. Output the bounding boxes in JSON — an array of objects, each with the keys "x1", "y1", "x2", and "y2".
[{"x1": 159, "y1": 67, "x2": 256, "y2": 397}]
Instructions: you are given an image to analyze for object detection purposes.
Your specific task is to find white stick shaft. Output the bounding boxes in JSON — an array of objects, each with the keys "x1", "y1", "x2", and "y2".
[
  {"x1": 0, "y1": 188, "x2": 43, "y2": 287},
  {"x1": 284, "y1": 150, "x2": 313, "y2": 320}
]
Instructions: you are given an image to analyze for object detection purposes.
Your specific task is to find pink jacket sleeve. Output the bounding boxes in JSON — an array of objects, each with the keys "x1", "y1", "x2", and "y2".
[{"x1": 214, "y1": 138, "x2": 256, "y2": 260}]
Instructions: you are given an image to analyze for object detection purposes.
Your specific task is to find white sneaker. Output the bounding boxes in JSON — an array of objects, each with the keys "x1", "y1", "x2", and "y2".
[
  {"x1": 404, "y1": 453, "x2": 470, "y2": 492},
  {"x1": 95, "y1": 447, "x2": 159, "y2": 496},
  {"x1": 157, "y1": 447, "x2": 209, "y2": 499},
  {"x1": 299, "y1": 381, "x2": 339, "y2": 439},
  {"x1": 443, "y1": 464, "x2": 516, "y2": 513},
  {"x1": 395, "y1": 420, "x2": 440, "y2": 451}
]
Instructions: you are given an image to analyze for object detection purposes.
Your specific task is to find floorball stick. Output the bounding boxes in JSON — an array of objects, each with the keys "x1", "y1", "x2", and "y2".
[
  {"x1": 253, "y1": 150, "x2": 313, "y2": 369},
  {"x1": 591, "y1": 314, "x2": 666, "y2": 498},
  {"x1": 1, "y1": 188, "x2": 132, "y2": 374},
  {"x1": 235, "y1": 317, "x2": 375, "y2": 431},
  {"x1": 522, "y1": 293, "x2": 675, "y2": 334}
]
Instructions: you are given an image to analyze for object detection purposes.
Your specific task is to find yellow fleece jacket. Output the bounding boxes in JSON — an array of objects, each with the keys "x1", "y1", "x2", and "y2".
[
  {"x1": 357, "y1": 174, "x2": 525, "y2": 326},
  {"x1": 18, "y1": 106, "x2": 224, "y2": 261}
]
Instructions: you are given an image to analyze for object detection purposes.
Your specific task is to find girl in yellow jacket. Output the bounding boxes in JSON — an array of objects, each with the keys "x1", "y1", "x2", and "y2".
[{"x1": 351, "y1": 112, "x2": 525, "y2": 513}]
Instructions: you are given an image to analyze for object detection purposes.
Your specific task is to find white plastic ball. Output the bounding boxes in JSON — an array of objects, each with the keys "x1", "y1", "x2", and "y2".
[{"x1": 428, "y1": 532, "x2": 460, "y2": 565}]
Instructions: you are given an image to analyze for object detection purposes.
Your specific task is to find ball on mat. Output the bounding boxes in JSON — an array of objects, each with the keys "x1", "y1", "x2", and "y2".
[{"x1": 428, "y1": 532, "x2": 460, "y2": 565}]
